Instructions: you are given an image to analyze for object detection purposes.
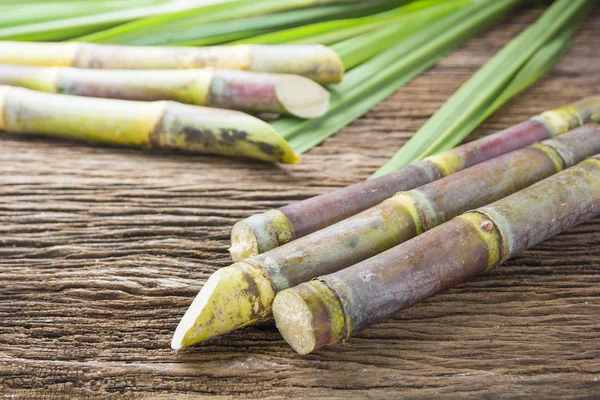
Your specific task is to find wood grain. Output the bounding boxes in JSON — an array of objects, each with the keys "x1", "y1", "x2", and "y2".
[{"x1": 1, "y1": 7, "x2": 600, "y2": 399}]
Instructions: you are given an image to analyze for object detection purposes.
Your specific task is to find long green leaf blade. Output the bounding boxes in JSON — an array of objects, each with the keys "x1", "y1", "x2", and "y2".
[
  {"x1": 75, "y1": 0, "x2": 363, "y2": 44},
  {"x1": 332, "y1": 0, "x2": 468, "y2": 70},
  {"x1": 429, "y1": 8, "x2": 587, "y2": 155},
  {"x1": 230, "y1": 0, "x2": 430, "y2": 45},
  {"x1": 272, "y1": 0, "x2": 519, "y2": 153},
  {"x1": 0, "y1": 0, "x2": 233, "y2": 41},
  {"x1": 0, "y1": 0, "x2": 163, "y2": 28},
  {"x1": 372, "y1": 0, "x2": 594, "y2": 178},
  {"x1": 170, "y1": 1, "x2": 402, "y2": 47}
]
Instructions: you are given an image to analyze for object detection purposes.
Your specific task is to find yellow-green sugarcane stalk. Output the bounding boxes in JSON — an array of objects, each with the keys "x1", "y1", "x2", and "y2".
[
  {"x1": 0, "y1": 64, "x2": 330, "y2": 119},
  {"x1": 171, "y1": 124, "x2": 600, "y2": 349},
  {"x1": 0, "y1": 41, "x2": 344, "y2": 85},
  {"x1": 229, "y1": 97, "x2": 600, "y2": 261},
  {"x1": 274, "y1": 152, "x2": 600, "y2": 354},
  {"x1": 0, "y1": 85, "x2": 299, "y2": 163}
]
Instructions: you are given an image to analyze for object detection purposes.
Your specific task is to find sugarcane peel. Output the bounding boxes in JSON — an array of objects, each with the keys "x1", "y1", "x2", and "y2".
[
  {"x1": 0, "y1": 86, "x2": 299, "y2": 163},
  {"x1": 0, "y1": 41, "x2": 344, "y2": 85},
  {"x1": 171, "y1": 262, "x2": 275, "y2": 349},
  {"x1": 231, "y1": 97, "x2": 600, "y2": 259},
  {"x1": 0, "y1": 64, "x2": 331, "y2": 118}
]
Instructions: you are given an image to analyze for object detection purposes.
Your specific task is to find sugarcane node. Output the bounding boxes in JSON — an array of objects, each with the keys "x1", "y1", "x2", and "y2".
[
  {"x1": 541, "y1": 123, "x2": 600, "y2": 166},
  {"x1": 529, "y1": 143, "x2": 567, "y2": 172},
  {"x1": 534, "y1": 96, "x2": 600, "y2": 136},
  {"x1": 479, "y1": 220, "x2": 495, "y2": 232}
]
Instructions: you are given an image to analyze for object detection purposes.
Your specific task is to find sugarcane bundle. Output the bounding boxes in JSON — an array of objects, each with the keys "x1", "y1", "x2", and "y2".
[
  {"x1": 171, "y1": 124, "x2": 600, "y2": 349},
  {"x1": 0, "y1": 86, "x2": 298, "y2": 163},
  {"x1": 0, "y1": 41, "x2": 344, "y2": 85},
  {"x1": 273, "y1": 150, "x2": 600, "y2": 354},
  {"x1": 0, "y1": 64, "x2": 330, "y2": 118},
  {"x1": 230, "y1": 98, "x2": 600, "y2": 261}
]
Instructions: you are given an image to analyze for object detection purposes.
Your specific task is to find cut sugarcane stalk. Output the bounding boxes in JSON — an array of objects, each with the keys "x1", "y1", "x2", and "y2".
[
  {"x1": 0, "y1": 41, "x2": 344, "y2": 85},
  {"x1": 0, "y1": 85, "x2": 299, "y2": 163},
  {"x1": 274, "y1": 150, "x2": 600, "y2": 354},
  {"x1": 229, "y1": 97, "x2": 600, "y2": 261},
  {"x1": 171, "y1": 124, "x2": 600, "y2": 349},
  {"x1": 0, "y1": 64, "x2": 330, "y2": 119}
]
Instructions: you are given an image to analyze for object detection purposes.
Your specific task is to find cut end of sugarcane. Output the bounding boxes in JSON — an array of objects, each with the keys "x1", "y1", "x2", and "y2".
[
  {"x1": 273, "y1": 289, "x2": 317, "y2": 355},
  {"x1": 275, "y1": 75, "x2": 330, "y2": 119},
  {"x1": 229, "y1": 210, "x2": 291, "y2": 262},
  {"x1": 229, "y1": 219, "x2": 261, "y2": 262},
  {"x1": 171, "y1": 262, "x2": 275, "y2": 349}
]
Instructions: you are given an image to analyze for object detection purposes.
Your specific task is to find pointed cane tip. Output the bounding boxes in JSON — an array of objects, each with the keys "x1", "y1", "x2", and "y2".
[
  {"x1": 171, "y1": 268, "x2": 225, "y2": 349},
  {"x1": 273, "y1": 289, "x2": 317, "y2": 355},
  {"x1": 171, "y1": 263, "x2": 275, "y2": 349},
  {"x1": 275, "y1": 74, "x2": 330, "y2": 119}
]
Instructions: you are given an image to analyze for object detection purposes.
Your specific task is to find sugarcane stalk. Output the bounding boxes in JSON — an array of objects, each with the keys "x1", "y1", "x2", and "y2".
[
  {"x1": 0, "y1": 64, "x2": 330, "y2": 119},
  {"x1": 0, "y1": 41, "x2": 344, "y2": 85},
  {"x1": 171, "y1": 124, "x2": 600, "y2": 349},
  {"x1": 229, "y1": 97, "x2": 600, "y2": 261},
  {"x1": 0, "y1": 85, "x2": 299, "y2": 164},
  {"x1": 273, "y1": 152, "x2": 600, "y2": 354}
]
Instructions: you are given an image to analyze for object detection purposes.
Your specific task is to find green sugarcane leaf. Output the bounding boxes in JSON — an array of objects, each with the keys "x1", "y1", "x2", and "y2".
[
  {"x1": 0, "y1": 0, "x2": 230, "y2": 41},
  {"x1": 272, "y1": 0, "x2": 518, "y2": 153},
  {"x1": 0, "y1": 0, "x2": 164, "y2": 28},
  {"x1": 75, "y1": 0, "x2": 367, "y2": 45},
  {"x1": 332, "y1": 0, "x2": 468, "y2": 70},
  {"x1": 169, "y1": 1, "x2": 402, "y2": 47},
  {"x1": 427, "y1": 8, "x2": 588, "y2": 155},
  {"x1": 372, "y1": 0, "x2": 595, "y2": 178},
  {"x1": 230, "y1": 0, "x2": 430, "y2": 45}
]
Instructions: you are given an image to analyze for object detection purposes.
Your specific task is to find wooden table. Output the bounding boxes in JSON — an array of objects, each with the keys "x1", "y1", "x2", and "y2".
[{"x1": 1, "y1": 8, "x2": 599, "y2": 399}]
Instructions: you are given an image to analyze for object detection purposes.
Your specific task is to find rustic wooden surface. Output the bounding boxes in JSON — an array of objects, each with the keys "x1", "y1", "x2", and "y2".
[{"x1": 1, "y1": 7, "x2": 600, "y2": 400}]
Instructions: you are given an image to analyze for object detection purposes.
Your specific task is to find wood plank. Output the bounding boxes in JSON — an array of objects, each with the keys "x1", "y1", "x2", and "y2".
[{"x1": 1, "y1": 7, "x2": 599, "y2": 399}]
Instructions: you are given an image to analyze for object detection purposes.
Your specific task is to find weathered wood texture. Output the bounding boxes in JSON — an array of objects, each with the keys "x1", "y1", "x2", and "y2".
[{"x1": 1, "y1": 8, "x2": 600, "y2": 400}]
